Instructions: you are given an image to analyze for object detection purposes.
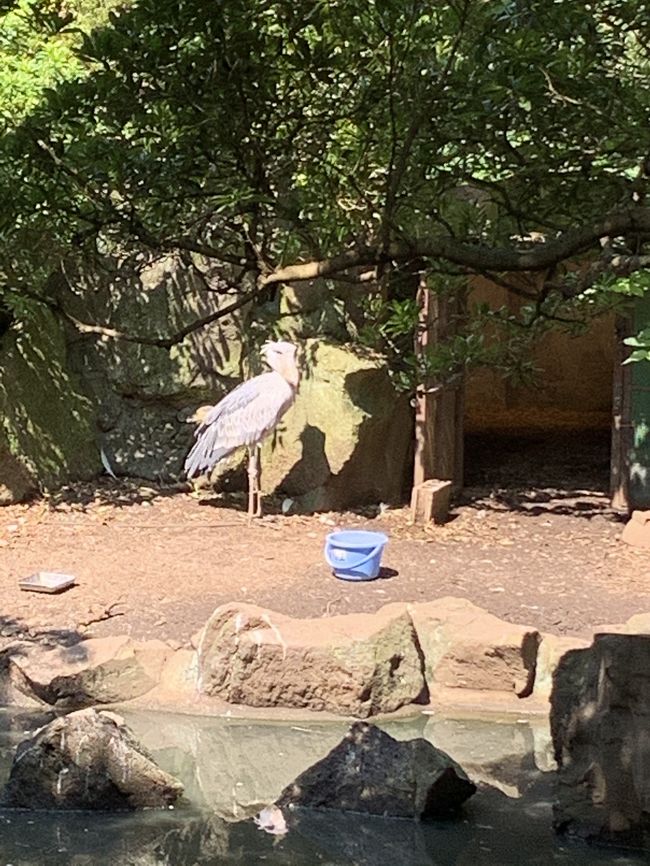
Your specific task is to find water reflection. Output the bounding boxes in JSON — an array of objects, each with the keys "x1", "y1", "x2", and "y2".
[
  {"x1": 0, "y1": 709, "x2": 644, "y2": 865},
  {"x1": 0, "y1": 798, "x2": 645, "y2": 866}
]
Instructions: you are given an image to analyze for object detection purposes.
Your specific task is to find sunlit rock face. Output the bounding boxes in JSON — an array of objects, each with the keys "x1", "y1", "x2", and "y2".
[
  {"x1": 260, "y1": 340, "x2": 412, "y2": 512},
  {"x1": 408, "y1": 597, "x2": 541, "y2": 697},
  {"x1": 551, "y1": 633, "x2": 650, "y2": 850},
  {"x1": 11, "y1": 634, "x2": 173, "y2": 709},
  {"x1": 197, "y1": 602, "x2": 426, "y2": 717},
  {"x1": 3, "y1": 708, "x2": 183, "y2": 810}
]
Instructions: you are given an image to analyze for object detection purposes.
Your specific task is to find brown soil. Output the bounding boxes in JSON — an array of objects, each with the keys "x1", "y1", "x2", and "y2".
[{"x1": 0, "y1": 472, "x2": 648, "y2": 652}]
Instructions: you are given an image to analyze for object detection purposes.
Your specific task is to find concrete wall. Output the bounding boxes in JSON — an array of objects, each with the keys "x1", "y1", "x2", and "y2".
[{"x1": 465, "y1": 278, "x2": 615, "y2": 433}]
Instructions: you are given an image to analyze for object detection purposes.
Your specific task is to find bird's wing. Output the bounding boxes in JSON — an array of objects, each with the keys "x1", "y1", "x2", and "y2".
[
  {"x1": 184, "y1": 373, "x2": 293, "y2": 478},
  {"x1": 195, "y1": 377, "x2": 265, "y2": 434}
]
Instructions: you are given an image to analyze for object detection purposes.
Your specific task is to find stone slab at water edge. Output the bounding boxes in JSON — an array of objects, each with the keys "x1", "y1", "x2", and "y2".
[
  {"x1": 4, "y1": 600, "x2": 650, "y2": 722},
  {"x1": 197, "y1": 602, "x2": 426, "y2": 717},
  {"x1": 3, "y1": 708, "x2": 184, "y2": 810},
  {"x1": 9, "y1": 635, "x2": 174, "y2": 708},
  {"x1": 408, "y1": 597, "x2": 541, "y2": 696}
]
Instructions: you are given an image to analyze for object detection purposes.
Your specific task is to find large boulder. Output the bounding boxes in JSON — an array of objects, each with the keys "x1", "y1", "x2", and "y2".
[
  {"x1": 551, "y1": 633, "x2": 650, "y2": 849},
  {"x1": 275, "y1": 721, "x2": 476, "y2": 818},
  {"x1": 261, "y1": 340, "x2": 413, "y2": 511},
  {"x1": 197, "y1": 602, "x2": 426, "y2": 717},
  {"x1": 3, "y1": 708, "x2": 183, "y2": 810},
  {"x1": 408, "y1": 598, "x2": 540, "y2": 697},
  {"x1": 12, "y1": 635, "x2": 173, "y2": 708}
]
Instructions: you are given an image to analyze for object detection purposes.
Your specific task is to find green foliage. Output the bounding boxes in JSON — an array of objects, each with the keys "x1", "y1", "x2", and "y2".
[
  {"x1": 624, "y1": 328, "x2": 650, "y2": 364},
  {"x1": 360, "y1": 290, "x2": 540, "y2": 392},
  {"x1": 599, "y1": 271, "x2": 650, "y2": 299},
  {"x1": 0, "y1": 0, "x2": 128, "y2": 124},
  {"x1": 1, "y1": 0, "x2": 650, "y2": 381}
]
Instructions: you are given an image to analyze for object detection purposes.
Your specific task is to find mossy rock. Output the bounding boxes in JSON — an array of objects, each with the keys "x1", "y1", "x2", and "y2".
[
  {"x1": 261, "y1": 340, "x2": 413, "y2": 511},
  {"x1": 0, "y1": 308, "x2": 99, "y2": 501}
]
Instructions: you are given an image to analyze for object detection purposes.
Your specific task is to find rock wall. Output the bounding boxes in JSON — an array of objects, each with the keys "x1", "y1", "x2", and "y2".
[
  {"x1": 0, "y1": 307, "x2": 99, "y2": 502},
  {"x1": 62, "y1": 259, "x2": 413, "y2": 508},
  {"x1": 61, "y1": 256, "x2": 248, "y2": 482},
  {"x1": 1, "y1": 258, "x2": 413, "y2": 509}
]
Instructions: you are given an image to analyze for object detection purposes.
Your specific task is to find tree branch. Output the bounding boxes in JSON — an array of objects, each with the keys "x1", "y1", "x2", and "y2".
[
  {"x1": 258, "y1": 206, "x2": 650, "y2": 287},
  {"x1": 11, "y1": 281, "x2": 259, "y2": 349}
]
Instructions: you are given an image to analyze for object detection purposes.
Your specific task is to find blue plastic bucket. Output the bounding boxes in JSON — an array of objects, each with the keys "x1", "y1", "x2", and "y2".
[{"x1": 324, "y1": 530, "x2": 389, "y2": 581}]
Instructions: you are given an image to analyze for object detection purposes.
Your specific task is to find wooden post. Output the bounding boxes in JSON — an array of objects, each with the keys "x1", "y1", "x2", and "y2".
[
  {"x1": 410, "y1": 279, "x2": 465, "y2": 523},
  {"x1": 412, "y1": 277, "x2": 436, "y2": 489},
  {"x1": 610, "y1": 314, "x2": 632, "y2": 512}
]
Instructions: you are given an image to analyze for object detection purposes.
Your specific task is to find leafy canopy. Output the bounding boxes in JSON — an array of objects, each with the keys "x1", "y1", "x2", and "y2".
[{"x1": 2, "y1": 0, "x2": 650, "y2": 378}]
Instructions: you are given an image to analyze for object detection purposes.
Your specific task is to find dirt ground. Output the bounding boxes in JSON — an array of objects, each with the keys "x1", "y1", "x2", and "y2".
[{"x1": 1, "y1": 447, "x2": 649, "y2": 652}]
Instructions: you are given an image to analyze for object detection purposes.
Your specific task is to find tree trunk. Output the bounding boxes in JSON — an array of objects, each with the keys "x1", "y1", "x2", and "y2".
[
  {"x1": 411, "y1": 280, "x2": 465, "y2": 504},
  {"x1": 412, "y1": 279, "x2": 436, "y2": 488}
]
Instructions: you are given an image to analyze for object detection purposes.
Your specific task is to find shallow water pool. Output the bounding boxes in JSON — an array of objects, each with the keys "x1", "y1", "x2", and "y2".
[{"x1": 0, "y1": 709, "x2": 644, "y2": 866}]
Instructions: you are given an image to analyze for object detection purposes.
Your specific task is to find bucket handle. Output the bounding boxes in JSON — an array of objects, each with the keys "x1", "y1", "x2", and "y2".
[{"x1": 325, "y1": 543, "x2": 384, "y2": 571}]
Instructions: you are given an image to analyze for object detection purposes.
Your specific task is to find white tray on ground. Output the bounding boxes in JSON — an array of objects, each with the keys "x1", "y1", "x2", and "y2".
[{"x1": 19, "y1": 572, "x2": 76, "y2": 594}]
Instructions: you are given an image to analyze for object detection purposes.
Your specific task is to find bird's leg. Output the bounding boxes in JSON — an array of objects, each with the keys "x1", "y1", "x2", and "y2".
[
  {"x1": 247, "y1": 445, "x2": 263, "y2": 523},
  {"x1": 247, "y1": 446, "x2": 256, "y2": 523},
  {"x1": 254, "y1": 444, "x2": 262, "y2": 518}
]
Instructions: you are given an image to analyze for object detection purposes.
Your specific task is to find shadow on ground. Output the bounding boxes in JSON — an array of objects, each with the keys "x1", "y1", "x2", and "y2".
[{"x1": 458, "y1": 486, "x2": 625, "y2": 522}]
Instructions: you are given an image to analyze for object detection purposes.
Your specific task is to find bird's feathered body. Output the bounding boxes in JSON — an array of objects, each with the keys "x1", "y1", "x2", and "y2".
[
  {"x1": 184, "y1": 371, "x2": 295, "y2": 477},
  {"x1": 184, "y1": 341, "x2": 300, "y2": 480}
]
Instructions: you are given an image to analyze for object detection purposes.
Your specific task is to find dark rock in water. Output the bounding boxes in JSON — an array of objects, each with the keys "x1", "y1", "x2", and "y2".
[
  {"x1": 3, "y1": 707, "x2": 183, "y2": 810},
  {"x1": 275, "y1": 721, "x2": 476, "y2": 819}
]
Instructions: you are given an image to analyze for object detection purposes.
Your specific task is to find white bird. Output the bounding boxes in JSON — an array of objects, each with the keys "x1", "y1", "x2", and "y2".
[{"x1": 184, "y1": 341, "x2": 300, "y2": 520}]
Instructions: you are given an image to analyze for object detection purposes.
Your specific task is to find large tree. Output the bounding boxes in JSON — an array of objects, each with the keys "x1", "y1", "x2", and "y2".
[{"x1": 2, "y1": 0, "x2": 650, "y2": 368}]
